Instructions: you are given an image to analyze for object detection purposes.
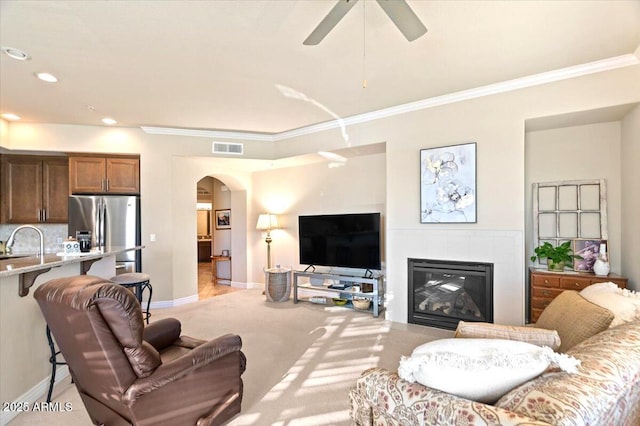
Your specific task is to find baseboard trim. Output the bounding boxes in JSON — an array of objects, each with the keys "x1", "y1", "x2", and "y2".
[
  {"x1": 146, "y1": 284, "x2": 265, "y2": 309},
  {"x1": 214, "y1": 280, "x2": 262, "y2": 289},
  {"x1": 1, "y1": 366, "x2": 70, "y2": 426},
  {"x1": 235, "y1": 281, "x2": 263, "y2": 289},
  {"x1": 148, "y1": 294, "x2": 199, "y2": 309}
]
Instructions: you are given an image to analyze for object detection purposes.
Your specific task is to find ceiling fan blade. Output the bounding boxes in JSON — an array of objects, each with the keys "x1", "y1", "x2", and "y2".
[
  {"x1": 375, "y1": 0, "x2": 427, "y2": 42},
  {"x1": 303, "y1": 0, "x2": 359, "y2": 46}
]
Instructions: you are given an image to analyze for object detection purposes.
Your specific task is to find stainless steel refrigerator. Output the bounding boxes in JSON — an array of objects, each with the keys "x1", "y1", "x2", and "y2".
[{"x1": 68, "y1": 195, "x2": 141, "y2": 273}]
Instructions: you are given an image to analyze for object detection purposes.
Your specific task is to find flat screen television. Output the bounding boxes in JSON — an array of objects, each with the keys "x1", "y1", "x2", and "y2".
[{"x1": 298, "y1": 213, "x2": 381, "y2": 270}]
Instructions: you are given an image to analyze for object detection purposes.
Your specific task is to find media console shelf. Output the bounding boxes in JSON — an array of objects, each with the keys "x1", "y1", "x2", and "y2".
[{"x1": 293, "y1": 271, "x2": 385, "y2": 317}]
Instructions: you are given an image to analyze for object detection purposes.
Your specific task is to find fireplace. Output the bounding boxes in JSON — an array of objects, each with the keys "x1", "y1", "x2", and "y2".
[{"x1": 408, "y1": 258, "x2": 493, "y2": 330}]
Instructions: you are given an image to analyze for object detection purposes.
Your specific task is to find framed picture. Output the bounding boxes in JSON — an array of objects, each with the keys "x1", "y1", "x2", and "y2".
[
  {"x1": 215, "y1": 209, "x2": 231, "y2": 229},
  {"x1": 573, "y1": 238, "x2": 604, "y2": 272},
  {"x1": 420, "y1": 142, "x2": 477, "y2": 223}
]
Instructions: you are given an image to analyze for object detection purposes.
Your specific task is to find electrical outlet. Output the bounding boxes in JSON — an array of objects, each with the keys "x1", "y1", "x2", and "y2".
[{"x1": 150, "y1": 234, "x2": 156, "y2": 242}]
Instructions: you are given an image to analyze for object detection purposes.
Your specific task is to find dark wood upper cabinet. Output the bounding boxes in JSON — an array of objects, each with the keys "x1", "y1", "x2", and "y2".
[
  {"x1": 42, "y1": 158, "x2": 70, "y2": 222},
  {"x1": 68, "y1": 156, "x2": 105, "y2": 193},
  {"x1": 0, "y1": 155, "x2": 69, "y2": 224},
  {"x1": 69, "y1": 155, "x2": 139, "y2": 194},
  {"x1": 106, "y1": 157, "x2": 140, "y2": 194}
]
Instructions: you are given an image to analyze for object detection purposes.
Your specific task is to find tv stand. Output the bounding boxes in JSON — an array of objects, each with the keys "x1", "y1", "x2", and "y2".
[{"x1": 293, "y1": 270, "x2": 385, "y2": 317}]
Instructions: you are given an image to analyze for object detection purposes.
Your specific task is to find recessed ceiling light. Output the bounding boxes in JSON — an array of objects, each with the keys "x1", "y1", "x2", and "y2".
[
  {"x1": 102, "y1": 117, "x2": 117, "y2": 125},
  {"x1": 35, "y1": 72, "x2": 58, "y2": 83},
  {"x1": 1, "y1": 113, "x2": 21, "y2": 121},
  {"x1": 1, "y1": 46, "x2": 31, "y2": 61}
]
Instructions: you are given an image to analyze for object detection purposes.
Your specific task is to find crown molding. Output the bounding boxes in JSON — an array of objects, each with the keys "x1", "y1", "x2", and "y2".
[
  {"x1": 140, "y1": 126, "x2": 275, "y2": 141},
  {"x1": 141, "y1": 53, "x2": 639, "y2": 142}
]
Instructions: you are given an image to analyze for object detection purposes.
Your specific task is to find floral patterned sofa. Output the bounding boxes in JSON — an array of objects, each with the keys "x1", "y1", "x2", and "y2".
[{"x1": 349, "y1": 320, "x2": 640, "y2": 426}]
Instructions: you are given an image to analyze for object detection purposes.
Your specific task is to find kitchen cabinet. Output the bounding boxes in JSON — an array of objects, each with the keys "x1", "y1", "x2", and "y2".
[
  {"x1": 529, "y1": 267, "x2": 628, "y2": 323},
  {"x1": 0, "y1": 155, "x2": 69, "y2": 224},
  {"x1": 69, "y1": 155, "x2": 140, "y2": 194},
  {"x1": 198, "y1": 240, "x2": 212, "y2": 262}
]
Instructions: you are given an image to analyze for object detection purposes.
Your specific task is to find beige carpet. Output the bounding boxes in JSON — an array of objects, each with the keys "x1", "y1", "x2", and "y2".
[{"x1": 9, "y1": 289, "x2": 452, "y2": 425}]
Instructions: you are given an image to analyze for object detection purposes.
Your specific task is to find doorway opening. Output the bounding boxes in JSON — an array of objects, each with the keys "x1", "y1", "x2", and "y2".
[{"x1": 196, "y1": 176, "x2": 239, "y2": 300}]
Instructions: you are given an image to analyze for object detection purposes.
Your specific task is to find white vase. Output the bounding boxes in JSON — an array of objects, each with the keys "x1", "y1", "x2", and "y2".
[{"x1": 593, "y1": 258, "x2": 610, "y2": 276}]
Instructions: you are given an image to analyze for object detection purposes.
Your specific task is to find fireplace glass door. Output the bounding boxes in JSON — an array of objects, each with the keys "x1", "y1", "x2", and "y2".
[{"x1": 408, "y1": 259, "x2": 493, "y2": 330}]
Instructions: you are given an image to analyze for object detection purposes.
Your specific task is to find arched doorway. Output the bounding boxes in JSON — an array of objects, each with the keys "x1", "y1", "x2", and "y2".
[{"x1": 196, "y1": 175, "x2": 239, "y2": 300}]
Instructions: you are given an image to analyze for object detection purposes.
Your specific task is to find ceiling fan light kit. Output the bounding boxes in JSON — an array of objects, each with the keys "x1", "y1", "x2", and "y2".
[{"x1": 303, "y1": 0, "x2": 427, "y2": 46}]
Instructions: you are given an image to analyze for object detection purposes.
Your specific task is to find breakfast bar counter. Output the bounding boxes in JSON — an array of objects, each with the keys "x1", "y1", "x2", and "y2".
[{"x1": 0, "y1": 246, "x2": 145, "y2": 297}]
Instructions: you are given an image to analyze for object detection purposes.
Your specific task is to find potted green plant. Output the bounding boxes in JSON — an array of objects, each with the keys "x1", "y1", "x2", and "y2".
[{"x1": 530, "y1": 241, "x2": 581, "y2": 272}]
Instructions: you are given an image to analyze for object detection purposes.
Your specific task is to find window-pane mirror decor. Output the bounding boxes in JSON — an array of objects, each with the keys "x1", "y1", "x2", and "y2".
[{"x1": 531, "y1": 179, "x2": 607, "y2": 267}]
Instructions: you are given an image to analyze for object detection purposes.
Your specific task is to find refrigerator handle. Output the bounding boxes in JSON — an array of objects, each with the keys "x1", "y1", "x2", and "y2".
[
  {"x1": 101, "y1": 202, "x2": 107, "y2": 248},
  {"x1": 100, "y1": 202, "x2": 106, "y2": 248},
  {"x1": 95, "y1": 203, "x2": 101, "y2": 248},
  {"x1": 96, "y1": 202, "x2": 103, "y2": 248}
]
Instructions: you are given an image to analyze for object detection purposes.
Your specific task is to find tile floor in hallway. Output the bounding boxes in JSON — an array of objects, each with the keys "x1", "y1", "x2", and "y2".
[{"x1": 198, "y1": 261, "x2": 240, "y2": 300}]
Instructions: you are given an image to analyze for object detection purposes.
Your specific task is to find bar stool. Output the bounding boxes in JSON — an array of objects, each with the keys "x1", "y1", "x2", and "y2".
[
  {"x1": 46, "y1": 325, "x2": 68, "y2": 403},
  {"x1": 109, "y1": 272, "x2": 152, "y2": 324}
]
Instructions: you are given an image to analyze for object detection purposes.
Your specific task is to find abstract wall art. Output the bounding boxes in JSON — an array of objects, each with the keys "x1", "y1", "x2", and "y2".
[{"x1": 420, "y1": 142, "x2": 477, "y2": 223}]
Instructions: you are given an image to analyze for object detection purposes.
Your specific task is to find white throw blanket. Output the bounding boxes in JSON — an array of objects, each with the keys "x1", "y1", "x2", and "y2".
[{"x1": 580, "y1": 282, "x2": 640, "y2": 327}]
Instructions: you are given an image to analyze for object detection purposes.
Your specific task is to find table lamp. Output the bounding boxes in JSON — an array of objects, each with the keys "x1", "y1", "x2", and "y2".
[{"x1": 256, "y1": 213, "x2": 280, "y2": 269}]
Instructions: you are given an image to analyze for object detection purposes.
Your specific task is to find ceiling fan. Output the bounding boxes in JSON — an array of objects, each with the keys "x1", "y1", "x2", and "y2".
[{"x1": 303, "y1": 0, "x2": 427, "y2": 46}]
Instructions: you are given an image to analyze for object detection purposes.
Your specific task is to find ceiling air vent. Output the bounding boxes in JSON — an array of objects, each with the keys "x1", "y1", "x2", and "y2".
[{"x1": 212, "y1": 141, "x2": 243, "y2": 155}]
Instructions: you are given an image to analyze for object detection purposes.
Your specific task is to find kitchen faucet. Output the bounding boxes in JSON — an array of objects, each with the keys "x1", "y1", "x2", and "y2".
[{"x1": 6, "y1": 225, "x2": 45, "y2": 258}]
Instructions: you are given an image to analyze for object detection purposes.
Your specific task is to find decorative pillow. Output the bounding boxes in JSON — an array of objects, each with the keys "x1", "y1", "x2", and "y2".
[
  {"x1": 580, "y1": 282, "x2": 640, "y2": 327},
  {"x1": 535, "y1": 290, "x2": 614, "y2": 353},
  {"x1": 398, "y1": 338, "x2": 579, "y2": 404},
  {"x1": 454, "y1": 321, "x2": 561, "y2": 351}
]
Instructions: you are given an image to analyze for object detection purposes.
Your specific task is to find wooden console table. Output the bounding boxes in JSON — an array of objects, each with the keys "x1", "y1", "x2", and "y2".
[
  {"x1": 210, "y1": 255, "x2": 231, "y2": 284},
  {"x1": 529, "y1": 267, "x2": 628, "y2": 323}
]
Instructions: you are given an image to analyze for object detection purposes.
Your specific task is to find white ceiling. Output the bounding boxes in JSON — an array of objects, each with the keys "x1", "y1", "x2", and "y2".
[{"x1": 1, "y1": 0, "x2": 639, "y2": 135}]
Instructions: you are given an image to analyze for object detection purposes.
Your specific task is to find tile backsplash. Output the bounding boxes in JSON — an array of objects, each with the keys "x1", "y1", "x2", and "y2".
[{"x1": 0, "y1": 224, "x2": 69, "y2": 254}]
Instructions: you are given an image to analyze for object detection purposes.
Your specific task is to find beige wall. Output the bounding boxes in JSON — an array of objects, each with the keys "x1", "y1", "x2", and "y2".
[
  {"x1": 2, "y1": 62, "x2": 640, "y2": 409},
  {"x1": 250, "y1": 152, "x2": 387, "y2": 281},
  {"x1": 621, "y1": 105, "x2": 640, "y2": 290},
  {"x1": 0, "y1": 118, "x2": 9, "y2": 147},
  {"x1": 525, "y1": 122, "x2": 623, "y2": 273},
  {"x1": 212, "y1": 178, "x2": 232, "y2": 261},
  {"x1": 263, "y1": 64, "x2": 640, "y2": 324},
  {"x1": 169, "y1": 156, "x2": 257, "y2": 298},
  {"x1": 3, "y1": 65, "x2": 640, "y2": 313}
]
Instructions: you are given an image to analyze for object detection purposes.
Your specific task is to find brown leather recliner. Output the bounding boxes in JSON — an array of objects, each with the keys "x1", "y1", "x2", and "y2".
[{"x1": 34, "y1": 275, "x2": 246, "y2": 426}]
